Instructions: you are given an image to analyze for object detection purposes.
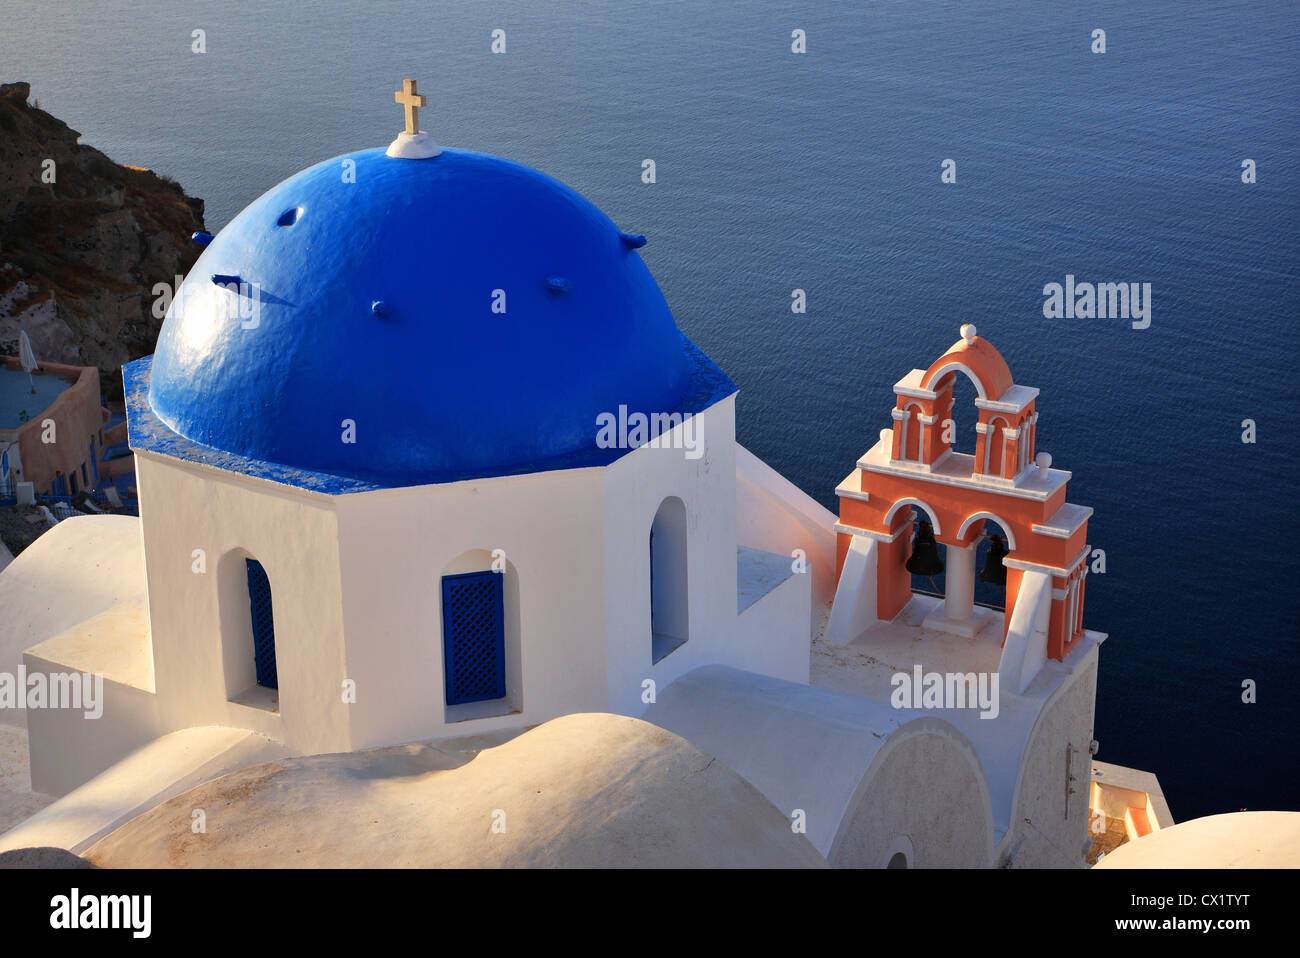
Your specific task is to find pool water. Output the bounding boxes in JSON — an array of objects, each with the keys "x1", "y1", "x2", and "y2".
[{"x1": 0, "y1": 367, "x2": 73, "y2": 430}]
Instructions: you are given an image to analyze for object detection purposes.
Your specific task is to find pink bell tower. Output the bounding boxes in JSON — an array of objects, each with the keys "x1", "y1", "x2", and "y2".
[{"x1": 826, "y1": 325, "x2": 1095, "y2": 689}]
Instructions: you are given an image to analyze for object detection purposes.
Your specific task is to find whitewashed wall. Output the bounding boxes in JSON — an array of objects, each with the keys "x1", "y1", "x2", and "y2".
[
  {"x1": 600, "y1": 397, "x2": 806, "y2": 716},
  {"x1": 999, "y1": 645, "x2": 1101, "y2": 868},
  {"x1": 125, "y1": 393, "x2": 813, "y2": 758},
  {"x1": 135, "y1": 453, "x2": 351, "y2": 756},
  {"x1": 334, "y1": 465, "x2": 609, "y2": 748}
]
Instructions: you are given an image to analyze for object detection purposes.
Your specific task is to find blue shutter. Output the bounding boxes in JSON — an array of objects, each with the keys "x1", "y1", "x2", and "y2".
[
  {"x1": 245, "y1": 558, "x2": 278, "y2": 689},
  {"x1": 442, "y1": 571, "x2": 506, "y2": 705}
]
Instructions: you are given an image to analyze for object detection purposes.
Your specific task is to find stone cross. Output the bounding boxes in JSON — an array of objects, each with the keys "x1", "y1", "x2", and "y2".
[{"x1": 394, "y1": 78, "x2": 427, "y2": 135}]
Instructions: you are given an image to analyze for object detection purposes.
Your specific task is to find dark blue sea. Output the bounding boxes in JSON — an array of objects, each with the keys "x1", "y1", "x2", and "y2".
[{"x1": 4, "y1": 0, "x2": 1297, "y2": 821}]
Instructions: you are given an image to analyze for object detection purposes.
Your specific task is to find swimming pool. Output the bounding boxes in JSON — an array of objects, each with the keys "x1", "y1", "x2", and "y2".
[{"x1": 0, "y1": 366, "x2": 74, "y2": 430}]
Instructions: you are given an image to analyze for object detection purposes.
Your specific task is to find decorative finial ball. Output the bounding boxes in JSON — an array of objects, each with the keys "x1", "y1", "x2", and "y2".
[
  {"x1": 880, "y1": 428, "x2": 893, "y2": 446},
  {"x1": 1035, "y1": 452, "x2": 1052, "y2": 471},
  {"x1": 961, "y1": 323, "x2": 977, "y2": 344}
]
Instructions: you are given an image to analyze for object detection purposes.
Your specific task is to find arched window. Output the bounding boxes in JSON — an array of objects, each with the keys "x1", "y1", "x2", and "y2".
[
  {"x1": 650, "y1": 497, "x2": 689, "y2": 663},
  {"x1": 220, "y1": 551, "x2": 278, "y2": 710},
  {"x1": 245, "y1": 559, "x2": 278, "y2": 689}
]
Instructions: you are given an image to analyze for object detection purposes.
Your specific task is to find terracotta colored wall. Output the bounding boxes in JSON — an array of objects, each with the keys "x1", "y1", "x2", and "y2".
[
  {"x1": 923, "y1": 388, "x2": 953, "y2": 463},
  {"x1": 877, "y1": 531, "x2": 912, "y2": 620},
  {"x1": 1048, "y1": 593, "x2": 1067, "y2": 660},
  {"x1": 98, "y1": 456, "x2": 135, "y2": 479},
  {"x1": 835, "y1": 457, "x2": 1088, "y2": 656},
  {"x1": 840, "y1": 471, "x2": 1082, "y2": 569}
]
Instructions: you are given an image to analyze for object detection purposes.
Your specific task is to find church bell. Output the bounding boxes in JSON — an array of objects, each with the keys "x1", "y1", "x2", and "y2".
[
  {"x1": 905, "y1": 520, "x2": 945, "y2": 576},
  {"x1": 978, "y1": 534, "x2": 1008, "y2": 587}
]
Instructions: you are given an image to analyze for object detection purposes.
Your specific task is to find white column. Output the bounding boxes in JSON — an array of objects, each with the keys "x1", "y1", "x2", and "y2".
[{"x1": 944, "y1": 544, "x2": 976, "y2": 623}]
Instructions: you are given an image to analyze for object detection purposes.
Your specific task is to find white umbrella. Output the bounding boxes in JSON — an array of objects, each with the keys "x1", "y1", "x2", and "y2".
[{"x1": 18, "y1": 329, "x2": 37, "y2": 393}]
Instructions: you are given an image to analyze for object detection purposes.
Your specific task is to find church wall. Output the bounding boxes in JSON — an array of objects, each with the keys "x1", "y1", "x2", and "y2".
[
  {"x1": 601, "y1": 399, "x2": 738, "y2": 715},
  {"x1": 602, "y1": 397, "x2": 805, "y2": 716},
  {"x1": 0, "y1": 514, "x2": 146, "y2": 729},
  {"x1": 829, "y1": 717, "x2": 994, "y2": 868},
  {"x1": 24, "y1": 647, "x2": 161, "y2": 796},
  {"x1": 135, "y1": 453, "x2": 352, "y2": 756},
  {"x1": 334, "y1": 465, "x2": 609, "y2": 749},
  {"x1": 734, "y1": 443, "x2": 838, "y2": 623},
  {"x1": 732, "y1": 572, "x2": 810, "y2": 684},
  {"x1": 996, "y1": 642, "x2": 1100, "y2": 868},
  {"x1": 127, "y1": 393, "x2": 814, "y2": 760}
]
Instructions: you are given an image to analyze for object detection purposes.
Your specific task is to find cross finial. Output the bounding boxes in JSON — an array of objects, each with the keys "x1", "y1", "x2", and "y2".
[
  {"x1": 386, "y1": 78, "x2": 441, "y2": 159},
  {"x1": 394, "y1": 78, "x2": 427, "y2": 135}
]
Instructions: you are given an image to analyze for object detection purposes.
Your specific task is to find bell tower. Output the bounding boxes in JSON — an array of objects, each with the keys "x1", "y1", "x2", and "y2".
[{"x1": 826, "y1": 326, "x2": 1095, "y2": 691}]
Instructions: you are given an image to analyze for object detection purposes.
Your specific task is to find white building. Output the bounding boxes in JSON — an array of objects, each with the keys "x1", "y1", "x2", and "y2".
[{"x1": 0, "y1": 95, "x2": 1129, "y2": 868}]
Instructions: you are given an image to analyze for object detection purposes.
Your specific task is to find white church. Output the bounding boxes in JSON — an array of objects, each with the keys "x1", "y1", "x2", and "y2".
[{"x1": 0, "y1": 83, "x2": 1136, "y2": 868}]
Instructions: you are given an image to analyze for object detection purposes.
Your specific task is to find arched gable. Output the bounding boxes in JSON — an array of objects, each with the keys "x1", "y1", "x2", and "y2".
[
  {"x1": 920, "y1": 334, "x2": 1014, "y2": 401},
  {"x1": 884, "y1": 497, "x2": 942, "y2": 535},
  {"x1": 956, "y1": 512, "x2": 1018, "y2": 550}
]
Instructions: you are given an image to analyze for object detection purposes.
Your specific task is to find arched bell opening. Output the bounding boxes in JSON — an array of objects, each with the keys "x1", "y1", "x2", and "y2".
[
  {"x1": 934, "y1": 368, "x2": 982, "y2": 462},
  {"x1": 973, "y1": 518, "x2": 1012, "y2": 612},
  {"x1": 953, "y1": 512, "x2": 1015, "y2": 617},
  {"x1": 906, "y1": 513, "x2": 1013, "y2": 640},
  {"x1": 903, "y1": 505, "x2": 946, "y2": 598}
]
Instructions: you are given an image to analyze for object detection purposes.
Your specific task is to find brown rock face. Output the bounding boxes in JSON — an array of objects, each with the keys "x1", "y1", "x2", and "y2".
[{"x1": 0, "y1": 81, "x2": 206, "y2": 394}]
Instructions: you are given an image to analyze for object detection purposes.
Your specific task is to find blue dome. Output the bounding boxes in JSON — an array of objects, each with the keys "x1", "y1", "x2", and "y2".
[{"x1": 146, "y1": 147, "x2": 724, "y2": 487}]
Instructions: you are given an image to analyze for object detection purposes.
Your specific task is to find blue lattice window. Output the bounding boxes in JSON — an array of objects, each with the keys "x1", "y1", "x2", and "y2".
[
  {"x1": 442, "y1": 571, "x2": 506, "y2": 706},
  {"x1": 245, "y1": 558, "x2": 278, "y2": 690}
]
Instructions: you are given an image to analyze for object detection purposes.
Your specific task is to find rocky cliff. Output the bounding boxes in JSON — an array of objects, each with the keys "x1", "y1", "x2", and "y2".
[{"x1": 0, "y1": 81, "x2": 205, "y2": 394}]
